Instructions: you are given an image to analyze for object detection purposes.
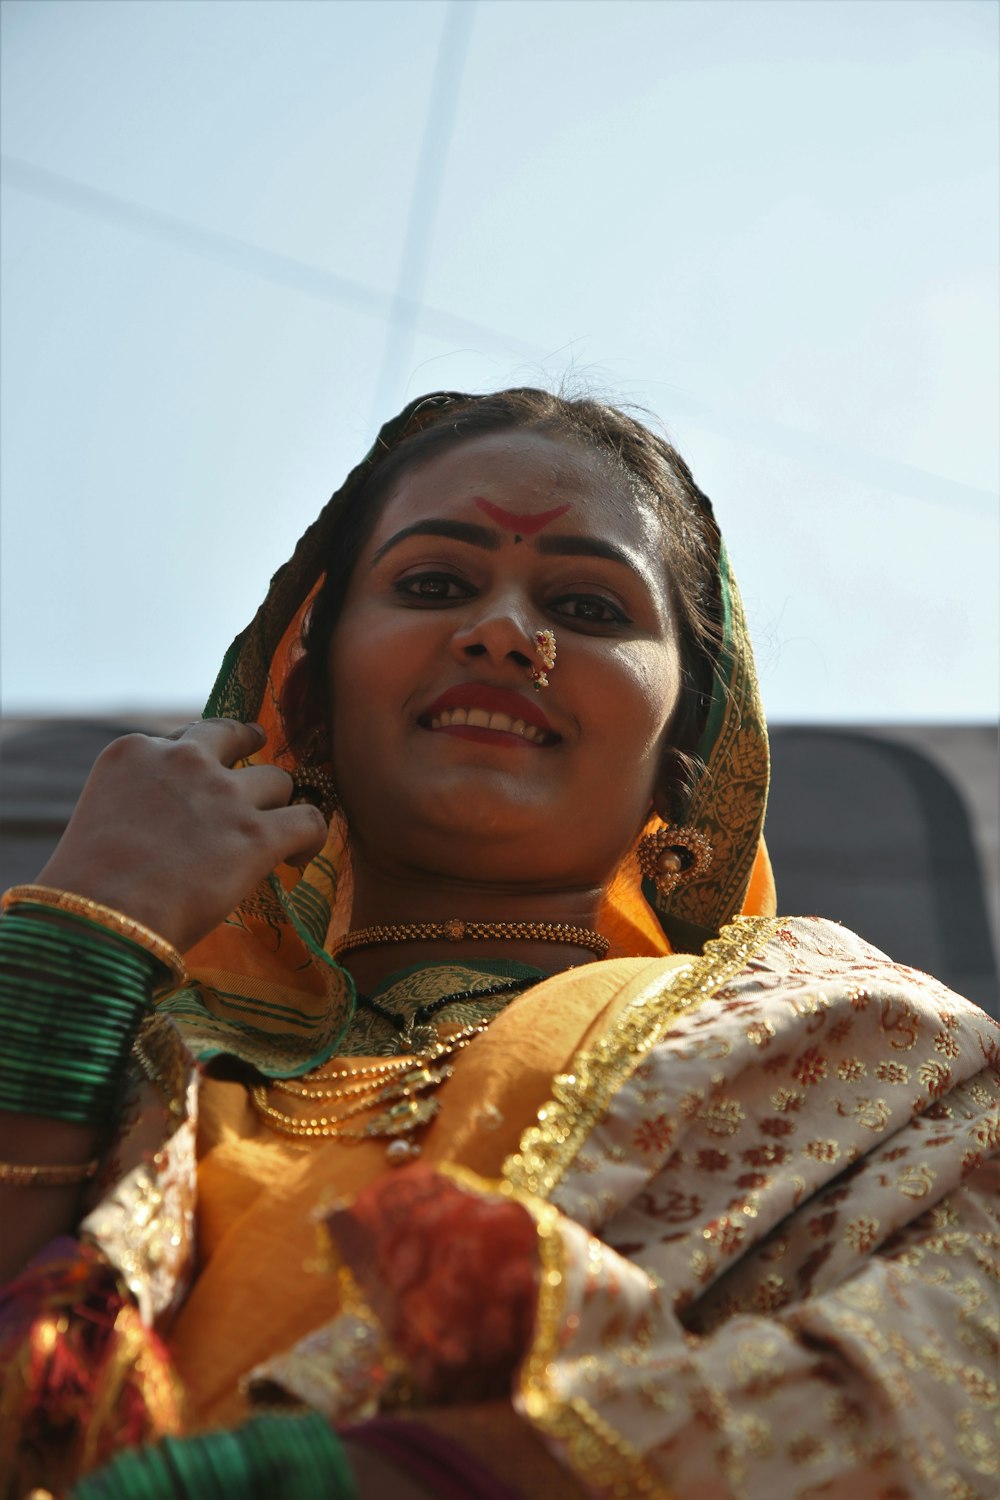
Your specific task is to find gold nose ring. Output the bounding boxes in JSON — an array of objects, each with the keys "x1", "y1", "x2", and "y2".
[{"x1": 529, "y1": 629, "x2": 557, "y2": 690}]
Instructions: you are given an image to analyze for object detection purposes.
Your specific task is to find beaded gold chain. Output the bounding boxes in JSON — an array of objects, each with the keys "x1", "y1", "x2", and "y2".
[
  {"x1": 330, "y1": 916, "x2": 608, "y2": 961},
  {"x1": 250, "y1": 1018, "x2": 490, "y2": 1165}
]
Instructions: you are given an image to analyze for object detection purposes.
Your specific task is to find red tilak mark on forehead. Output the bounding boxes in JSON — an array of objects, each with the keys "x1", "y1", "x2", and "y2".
[{"x1": 474, "y1": 498, "x2": 572, "y2": 535}]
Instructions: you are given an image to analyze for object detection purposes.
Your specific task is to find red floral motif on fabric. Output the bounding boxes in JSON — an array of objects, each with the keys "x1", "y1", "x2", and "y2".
[
  {"x1": 791, "y1": 1048, "x2": 828, "y2": 1086},
  {"x1": 632, "y1": 1114, "x2": 675, "y2": 1154}
]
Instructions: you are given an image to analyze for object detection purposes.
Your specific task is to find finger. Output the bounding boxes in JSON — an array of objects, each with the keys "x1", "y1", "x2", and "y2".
[
  {"x1": 265, "y1": 803, "x2": 330, "y2": 867},
  {"x1": 159, "y1": 721, "x2": 201, "y2": 743},
  {"x1": 235, "y1": 764, "x2": 295, "y2": 809},
  {"x1": 180, "y1": 718, "x2": 267, "y2": 765}
]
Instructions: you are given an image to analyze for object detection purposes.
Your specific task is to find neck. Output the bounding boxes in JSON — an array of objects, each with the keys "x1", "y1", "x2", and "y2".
[{"x1": 341, "y1": 858, "x2": 605, "y2": 994}]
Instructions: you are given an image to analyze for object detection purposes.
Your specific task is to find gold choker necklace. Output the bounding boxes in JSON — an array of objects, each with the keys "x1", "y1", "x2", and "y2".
[{"x1": 330, "y1": 917, "x2": 609, "y2": 961}]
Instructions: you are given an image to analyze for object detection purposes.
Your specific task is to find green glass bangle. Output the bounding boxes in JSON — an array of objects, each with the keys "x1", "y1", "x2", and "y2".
[
  {"x1": 0, "y1": 978, "x2": 150, "y2": 1127},
  {"x1": 0, "y1": 936, "x2": 154, "y2": 996},
  {"x1": 69, "y1": 1412, "x2": 358, "y2": 1500},
  {"x1": 0, "y1": 1080, "x2": 128, "y2": 1116},
  {"x1": 0, "y1": 919, "x2": 158, "y2": 983},
  {"x1": 0, "y1": 1001, "x2": 145, "y2": 1044},
  {"x1": 0, "y1": 1046, "x2": 136, "y2": 1084},
  {"x1": 1, "y1": 901, "x2": 161, "y2": 951},
  {"x1": 0, "y1": 956, "x2": 154, "y2": 1005},
  {"x1": 1, "y1": 1063, "x2": 124, "y2": 1097},
  {"x1": 0, "y1": 968, "x2": 153, "y2": 1013},
  {"x1": 0, "y1": 1044, "x2": 129, "y2": 1079},
  {"x1": 6, "y1": 899, "x2": 179, "y2": 987},
  {"x1": 0, "y1": 1017, "x2": 141, "y2": 1057},
  {"x1": 0, "y1": 978, "x2": 150, "y2": 1026},
  {"x1": 0, "y1": 975, "x2": 148, "y2": 1010},
  {"x1": 0, "y1": 1094, "x2": 117, "y2": 1128},
  {"x1": 2, "y1": 1031, "x2": 143, "y2": 1071},
  {"x1": 1, "y1": 899, "x2": 165, "y2": 954}
]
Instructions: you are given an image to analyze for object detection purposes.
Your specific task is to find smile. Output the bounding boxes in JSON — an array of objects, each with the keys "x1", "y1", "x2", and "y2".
[
  {"x1": 427, "y1": 707, "x2": 551, "y2": 743},
  {"x1": 419, "y1": 683, "x2": 561, "y2": 746}
]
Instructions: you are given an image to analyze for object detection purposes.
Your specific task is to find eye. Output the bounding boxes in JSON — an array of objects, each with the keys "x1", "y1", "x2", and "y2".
[
  {"x1": 549, "y1": 593, "x2": 630, "y2": 625},
  {"x1": 395, "y1": 572, "x2": 475, "y2": 604}
]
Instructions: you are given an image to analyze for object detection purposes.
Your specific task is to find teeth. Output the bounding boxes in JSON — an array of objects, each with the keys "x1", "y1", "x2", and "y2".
[{"x1": 429, "y1": 707, "x2": 547, "y2": 742}]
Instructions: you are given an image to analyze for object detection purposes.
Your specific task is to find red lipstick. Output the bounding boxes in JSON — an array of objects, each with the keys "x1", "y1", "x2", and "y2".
[{"x1": 421, "y1": 684, "x2": 558, "y2": 739}]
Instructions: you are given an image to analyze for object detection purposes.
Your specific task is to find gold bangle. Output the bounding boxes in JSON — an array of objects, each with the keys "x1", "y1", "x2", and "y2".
[
  {"x1": 0, "y1": 1156, "x2": 100, "y2": 1188},
  {"x1": 1, "y1": 884, "x2": 188, "y2": 991}
]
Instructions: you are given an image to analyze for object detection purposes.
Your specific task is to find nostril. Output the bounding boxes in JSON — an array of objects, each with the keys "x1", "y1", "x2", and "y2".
[{"x1": 463, "y1": 643, "x2": 487, "y2": 658}]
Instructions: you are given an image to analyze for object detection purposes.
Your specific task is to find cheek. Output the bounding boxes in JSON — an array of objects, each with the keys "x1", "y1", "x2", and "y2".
[
  {"x1": 604, "y1": 643, "x2": 682, "y2": 753},
  {"x1": 327, "y1": 607, "x2": 401, "y2": 718}
]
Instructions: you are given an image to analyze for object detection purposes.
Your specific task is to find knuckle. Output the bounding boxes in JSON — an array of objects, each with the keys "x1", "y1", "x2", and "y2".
[
  {"x1": 96, "y1": 732, "x2": 149, "y2": 768},
  {"x1": 305, "y1": 805, "x2": 328, "y2": 838},
  {"x1": 234, "y1": 807, "x2": 262, "y2": 841},
  {"x1": 169, "y1": 738, "x2": 212, "y2": 771}
]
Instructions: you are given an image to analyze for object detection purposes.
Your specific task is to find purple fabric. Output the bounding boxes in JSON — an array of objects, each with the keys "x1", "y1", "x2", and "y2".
[{"x1": 344, "y1": 1416, "x2": 524, "y2": 1500}]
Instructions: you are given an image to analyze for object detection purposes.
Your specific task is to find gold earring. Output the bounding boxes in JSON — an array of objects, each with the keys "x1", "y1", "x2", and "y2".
[
  {"x1": 637, "y1": 824, "x2": 713, "y2": 897},
  {"x1": 292, "y1": 731, "x2": 338, "y2": 821},
  {"x1": 291, "y1": 765, "x2": 338, "y2": 821},
  {"x1": 529, "y1": 629, "x2": 557, "y2": 689}
]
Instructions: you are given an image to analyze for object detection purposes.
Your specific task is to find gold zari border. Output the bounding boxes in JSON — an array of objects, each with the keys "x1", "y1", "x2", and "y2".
[
  {"x1": 504, "y1": 915, "x2": 780, "y2": 1200},
  {"x1": 506, "y1": 917, "x2": 779, "y2": 1499},
  {"x1": 518, "y1": 1199, "x2": 673, "y2": 1500}
]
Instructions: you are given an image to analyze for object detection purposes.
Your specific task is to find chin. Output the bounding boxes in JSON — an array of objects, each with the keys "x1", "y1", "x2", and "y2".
[{"x1": 401, "y1": 790, "x2": 562, "y2": 865}]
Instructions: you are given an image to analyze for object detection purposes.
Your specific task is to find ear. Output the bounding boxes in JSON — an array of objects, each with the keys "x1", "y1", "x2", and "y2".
[
  {"x1": 651, "y1": 786, "x2": 672, "y2": 824},
  {"x1": 651, "y1": 745, "x2": 686, "y2": 825},
  {"x1": 280, "y1": 655, "x2": 332, "y2": 764}
]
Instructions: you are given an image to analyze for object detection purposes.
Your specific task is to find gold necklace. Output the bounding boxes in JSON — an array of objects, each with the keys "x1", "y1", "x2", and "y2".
[
  {"x1": 251, "y1": 1018, "x2": 490, "y2": 1165},
  {"x1": 330, "y1": 916, "x2": 609, "y2": 960}
]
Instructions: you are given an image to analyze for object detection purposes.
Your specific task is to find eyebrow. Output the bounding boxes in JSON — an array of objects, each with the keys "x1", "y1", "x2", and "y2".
[
  {"x1": 370, "y1": 519, "x2": 502, "y2": 565},
  {"x1": 369, "y1": 518, "x2": 644, "y2": 578},
  {"x1": 535, "y1": 534, "x2": 641, "y2": 572}
]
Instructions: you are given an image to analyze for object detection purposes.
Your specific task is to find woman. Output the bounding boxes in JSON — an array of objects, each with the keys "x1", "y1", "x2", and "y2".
[{"x1": 1, "y1": 390, "x2": 996, "y2": 1500}]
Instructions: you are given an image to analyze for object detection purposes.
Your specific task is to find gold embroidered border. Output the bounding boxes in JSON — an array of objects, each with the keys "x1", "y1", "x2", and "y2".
[
  {"x1": 517, "y1": 1197, "x2": 672, "y2": 1500},
  {"x1": 504, "y1": 916, "x2": 780, "y2": 1200},
  {"x1": 132, "y1": 1010, "x2": 190, "y2": 1121},
  {"x1": 434, "y1": 1168, "x2": 673, "y2": 1498},
  {"x1": 506, "y1": 918, "x2": 779, "y2": 1498}
]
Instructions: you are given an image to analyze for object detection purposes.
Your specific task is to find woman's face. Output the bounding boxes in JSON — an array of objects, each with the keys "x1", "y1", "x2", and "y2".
[{"x1": 327, "y1": 429, "x2": 683, "y2": 890}]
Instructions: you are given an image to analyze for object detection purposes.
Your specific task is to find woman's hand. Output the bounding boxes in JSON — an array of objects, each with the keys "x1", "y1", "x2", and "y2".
[
  {"x1": 326, "y1": 1164, "x2": 539, "y2": 1405},
  {"x1": 34, "y1": 719, "x2": 327, "y2": 953}
]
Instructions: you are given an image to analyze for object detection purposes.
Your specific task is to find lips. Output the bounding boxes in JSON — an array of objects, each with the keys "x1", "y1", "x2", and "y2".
[{"x1": 420, "y1": 684, "x2": 560, "y2": 745}]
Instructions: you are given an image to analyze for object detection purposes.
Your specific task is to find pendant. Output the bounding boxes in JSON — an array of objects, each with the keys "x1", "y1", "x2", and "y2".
[
  {"x1": 366, "y1": 1095, "x2": 441, "y2": 1137},
  {"x1": 386, "y1": 1138, "x2": 421, "y2": 1166},
  {"x1": 395, "y1": 1022, "x2": 437, "y2": 1054}
]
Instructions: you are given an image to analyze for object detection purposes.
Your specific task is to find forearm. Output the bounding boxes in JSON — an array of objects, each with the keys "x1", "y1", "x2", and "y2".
[
  {"x1": 0, "y1": 896, "x2": 169, "y2": 1281},
  {"x1": 0, "y1": 1114, "x2": 103, "y2": 1281}
]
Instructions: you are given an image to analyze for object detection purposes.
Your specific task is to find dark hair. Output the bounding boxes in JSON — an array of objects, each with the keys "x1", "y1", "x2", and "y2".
[{"x1": 281, "y1": 389, "x2": 724, "y2": 822}]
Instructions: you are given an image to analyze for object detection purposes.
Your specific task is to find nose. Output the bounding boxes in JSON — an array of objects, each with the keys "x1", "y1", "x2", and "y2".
[{"x1": 450, "y1": 592, "x2": 536, "y2": 674}]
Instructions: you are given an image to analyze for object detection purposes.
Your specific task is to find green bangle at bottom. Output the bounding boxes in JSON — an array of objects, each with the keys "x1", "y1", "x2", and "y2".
[{"x1": 69, "y1": 1411, "x2": 358, "y2": 1500}]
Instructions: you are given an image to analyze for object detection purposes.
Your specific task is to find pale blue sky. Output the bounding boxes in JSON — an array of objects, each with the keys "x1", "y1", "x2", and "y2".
[{"x1": 1, "y1": 0, "x2": 997, "y2": 719}]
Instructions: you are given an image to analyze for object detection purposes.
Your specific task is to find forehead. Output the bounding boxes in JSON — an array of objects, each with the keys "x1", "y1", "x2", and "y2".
[{"x1": 372, "y1": 429, "x2": 661, "y2": 547}]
